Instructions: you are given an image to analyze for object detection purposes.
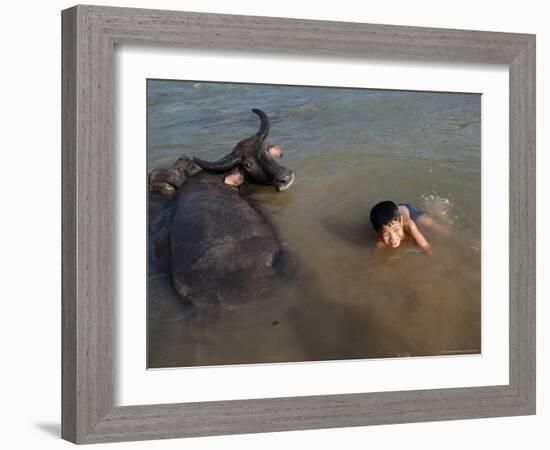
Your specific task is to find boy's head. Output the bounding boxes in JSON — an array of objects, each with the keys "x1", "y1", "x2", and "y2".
[{"x1": 370, "y1": 201, "x2": 404, "y2": 248}]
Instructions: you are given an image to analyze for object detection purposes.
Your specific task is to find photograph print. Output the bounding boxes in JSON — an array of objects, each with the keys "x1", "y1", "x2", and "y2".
[{"x1": 147, "y1": 79, "x2": 481, "y2": 369}]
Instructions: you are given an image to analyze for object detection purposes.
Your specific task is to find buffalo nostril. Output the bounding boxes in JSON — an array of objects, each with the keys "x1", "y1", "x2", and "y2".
[{"x1": 276, "y1": 173, "x2": 292, "y2": 184}]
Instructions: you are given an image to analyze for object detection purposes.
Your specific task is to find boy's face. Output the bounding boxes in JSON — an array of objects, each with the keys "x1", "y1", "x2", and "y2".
[{"x1": 378, "y1": 218, "x2": 404, "y2": 248}]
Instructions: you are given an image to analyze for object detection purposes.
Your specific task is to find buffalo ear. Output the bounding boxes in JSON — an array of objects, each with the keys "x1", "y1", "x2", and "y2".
[
  {"x1": 193, "y1": 153, "x2": 241, "y2": 172},
  {"x1": 223, "y1": 168, "x2": 244, "y2": 187},
  {"x1": 267, "y1": 145, "x2": 282, "y2": 158}
]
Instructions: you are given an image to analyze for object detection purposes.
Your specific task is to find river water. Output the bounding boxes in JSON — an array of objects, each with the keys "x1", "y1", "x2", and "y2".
[{"x1": 147, "y1": 79, "x2": 481, "y2": 368}]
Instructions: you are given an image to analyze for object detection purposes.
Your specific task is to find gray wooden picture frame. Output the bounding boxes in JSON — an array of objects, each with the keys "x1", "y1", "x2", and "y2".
[{"x1": 61, "y1": 4, "x2": 536, "y2": 444}]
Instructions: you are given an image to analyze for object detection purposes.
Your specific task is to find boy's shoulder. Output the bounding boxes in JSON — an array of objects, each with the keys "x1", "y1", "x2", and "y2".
[{"x1": 397, "y1": 204, "x2": 410, "y2": 218}]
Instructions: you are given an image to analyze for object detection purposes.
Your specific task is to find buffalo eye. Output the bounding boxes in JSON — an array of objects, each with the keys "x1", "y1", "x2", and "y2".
[{"x1": 243, "y1": 160, "x2": 252, "y2": 169}]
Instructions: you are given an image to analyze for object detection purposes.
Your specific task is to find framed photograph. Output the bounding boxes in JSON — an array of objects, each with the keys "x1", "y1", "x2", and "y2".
[{"x1": 62, "y1": 5, "x2": 535, "y2": 444}]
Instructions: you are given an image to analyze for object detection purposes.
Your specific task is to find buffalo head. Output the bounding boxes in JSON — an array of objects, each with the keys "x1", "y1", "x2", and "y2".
[{"x1": 193, "y1": 109, "x2": 295, "y2": 191}]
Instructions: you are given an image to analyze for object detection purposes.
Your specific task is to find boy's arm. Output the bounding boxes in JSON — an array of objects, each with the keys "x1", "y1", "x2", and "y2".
[{"x1": 408, "y1": 220, "x2": 432, "y2": 255}]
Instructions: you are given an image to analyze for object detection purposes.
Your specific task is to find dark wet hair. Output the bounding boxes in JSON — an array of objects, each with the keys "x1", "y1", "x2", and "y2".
[{"x1": 370, "y1": 201, "x2": 400, "y2": 232}]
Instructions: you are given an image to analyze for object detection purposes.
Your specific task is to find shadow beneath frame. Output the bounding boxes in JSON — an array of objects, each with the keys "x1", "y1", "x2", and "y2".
[{"x1": 35, "y1": 423, "x2": 61, "y2": 438}]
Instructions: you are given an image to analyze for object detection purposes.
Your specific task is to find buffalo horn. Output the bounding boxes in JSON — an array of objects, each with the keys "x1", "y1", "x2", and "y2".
[
  {"x1": 193, "y1": 153, "x2": 241, "y2": 172},
  {"x1": 252, "y1": 108, "x2": 270, "y2": 143}
]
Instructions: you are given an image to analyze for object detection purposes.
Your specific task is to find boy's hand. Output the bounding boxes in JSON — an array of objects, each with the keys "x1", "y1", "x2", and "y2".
[{"x1": 421, "y1": 242, "x2": 433, "y2": 256}]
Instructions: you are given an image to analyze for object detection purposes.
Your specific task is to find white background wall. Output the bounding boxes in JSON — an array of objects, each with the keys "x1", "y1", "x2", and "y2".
[{"x1": 0, "y1": 0, "x2": 546, "y2": 448}]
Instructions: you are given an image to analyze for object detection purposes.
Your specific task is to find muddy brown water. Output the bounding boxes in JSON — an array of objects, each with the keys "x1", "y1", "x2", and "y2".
[{"x1": 147, "y1": 80, "x2": 481, "y2": 368}]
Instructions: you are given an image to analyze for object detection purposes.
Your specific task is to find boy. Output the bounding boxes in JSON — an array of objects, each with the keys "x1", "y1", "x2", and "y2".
[{"x1": 370, "y1": 200, "x2": 446, "y2": 255}]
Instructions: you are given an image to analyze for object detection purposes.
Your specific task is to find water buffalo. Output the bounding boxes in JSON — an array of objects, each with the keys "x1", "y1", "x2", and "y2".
[{"x1": 149, "y1": 109, "x2": 295, "y2": 309}]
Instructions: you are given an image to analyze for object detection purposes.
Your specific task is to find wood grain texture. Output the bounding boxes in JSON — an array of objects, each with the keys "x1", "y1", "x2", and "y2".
[
  {"x1": 61, "y1": 4, "x2": 536, "y2": 444},
  {"x1": 61, "y1": 7, "x2": 77, "y2": 443},
  {"x1": 508, "y1": 37, "x2": 536, "y2": 410},
  {"x1": 62, "y1": 5, "x2": 114, "y2": 442}
]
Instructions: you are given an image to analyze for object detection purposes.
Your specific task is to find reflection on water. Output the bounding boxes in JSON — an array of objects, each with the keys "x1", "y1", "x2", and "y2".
[{"x1": 147, "y1": 80, "x2": 481, "y2": 368}]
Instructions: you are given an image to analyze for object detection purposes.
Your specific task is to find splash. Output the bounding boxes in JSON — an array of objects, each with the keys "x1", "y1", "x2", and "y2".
[{"x1": 420, "y1": 194, "x2": 454, "y2": 224}]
